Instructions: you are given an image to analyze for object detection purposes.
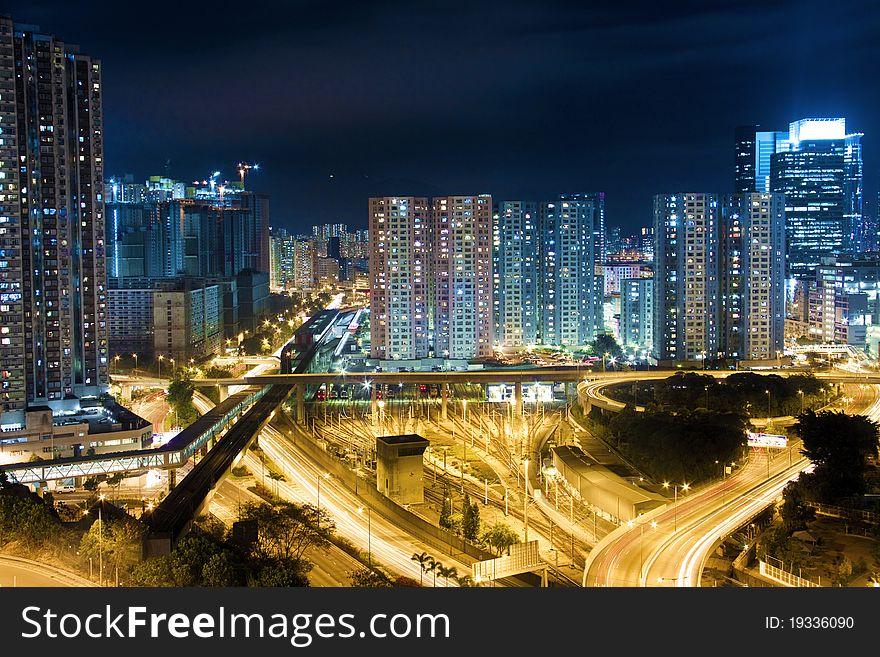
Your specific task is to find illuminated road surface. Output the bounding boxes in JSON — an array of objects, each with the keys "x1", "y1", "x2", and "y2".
[
  {"x1": 250, "y1": 424, "x2": 478, "y2": 586},
  {"x1": 584, "y1": 384, "x2": 877, "y2": 587}
]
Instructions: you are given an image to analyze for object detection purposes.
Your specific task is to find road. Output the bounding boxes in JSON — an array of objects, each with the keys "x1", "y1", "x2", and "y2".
[
  {"x1": 0, "y1": 556, "x2": 93, "y2": 587},
  {"x1": 253, "y1": 423, "x2": 478, "y2": 586},
  {"x1": 206, "y1": 478, "x2": 365, "y2": 587},
  {"x1": 583, "y1": 384, "x2": 877, "y2": 587},
  {"x1": 131, "y1": 390, "x2": 170, "y2": 431}
]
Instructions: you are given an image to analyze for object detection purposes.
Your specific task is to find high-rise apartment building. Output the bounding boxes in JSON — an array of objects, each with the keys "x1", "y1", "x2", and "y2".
[
  {"x1": 106, "y1": 178, "x2": 270, "y2": 282},
  {"x1": 653, "y1": 194, "x2": 721, "y2": 361},
  {"x1": 720, "y1": 193, "x2": 786, "y2": 360},
  {"x1": 0, "y1": 19, "x2": 109, "y2": 421},
  {"x1": 492, "y1": 201, "x2": 539, "y2": 348},
  {"x1": 432, "y1": 195, "x2": 493, "y2": 359},
  {"x1": 269, "y1": 227, "x2": 295, "y2": 291},
  {"x1": 293, "y1": 238, "x2": 316, "y2": 289},
  {"x1": 620, "y1": 278, "x2": 653, "y2": 354},
  {"x1": 654, "y1": 193, "x2": 785, "y2": 363},
  {"x1": 540, "y1": 195, "x2": 600, "y2": 346},
  {"x1": 368, "y1": 197, "x2": 430, "y2": 360}
]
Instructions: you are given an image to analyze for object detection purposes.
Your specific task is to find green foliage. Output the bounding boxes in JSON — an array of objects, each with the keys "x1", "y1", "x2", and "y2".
[
  {"x1": 461, "y1": 493, "x2": 480, "y2": 541},
  {"x1": 607, "y1": 406, "x2": 746, "y2": 484},
  {"x1": 239, "y1": 501, "x2": 333, "y2": 561},
  {"x1": 203, "y1": 365, "x2": 234, "y2": 379},
  {"x1": 792, "y1": 410, "x2": 879, "y2": 502},
  {"x1": 779, "y1": 481, "x2": 816, "y2": 533},
  {"x1": 167, "y1": 374, "x2": 198, "y2": 427},
  {"x1": 0, "y1": 493, "x2": 59, "y2": 547},
  {"x1": 253, "y1": 559, "x2": 310, "y2": 587},
  {"x1": 349, "y1": 569, "x2": 392, "y2": 587},
  {"x1": 481, "y1": 521, "x2": 520, "y2": 556},
  {"x1": 590, "y1": 334, "x2": 624, "y2": 362},
  {"x1": 617, "y1": 372, "x2": 832, "y2": 416},
  {"x1": 78, "y1": 515, "x2": 143, "y2": 581},
  {"x1": 129, "y1": 533, "x2": 246, "y2": 587}
]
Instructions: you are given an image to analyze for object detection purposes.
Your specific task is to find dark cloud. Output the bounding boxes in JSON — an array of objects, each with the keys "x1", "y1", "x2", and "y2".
[{"x1": 5, "y1": 0, "x2": 878, "y2": 231}]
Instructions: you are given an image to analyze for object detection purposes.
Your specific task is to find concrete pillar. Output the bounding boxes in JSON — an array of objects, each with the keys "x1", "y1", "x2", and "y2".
[
  {"x1": 217, "y1": 384, "x2": 229, "y2": 403},
  {"x1": 514, "y1": 381, "x2": 523, "y2": 418},
  {"x1": 167, "y1": 468, "x2": 177, "y2": 491},
  {"x1": 370, "y1": 384, "x2": 378, "y2": 425},
  {"x1": 295, "y1": 383, "x2": 305, "y2": 424},
  {"x1": 441, "y1": 383, "x2": 448, "y2": 421},
  {"x1": 120, "y1": 385, "x2": 132, "y2": 402}
]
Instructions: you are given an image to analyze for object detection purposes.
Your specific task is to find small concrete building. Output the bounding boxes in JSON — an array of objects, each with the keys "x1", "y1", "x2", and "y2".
[{"x1": 375, "y1": 434, "x2": 429, "y2": 504}]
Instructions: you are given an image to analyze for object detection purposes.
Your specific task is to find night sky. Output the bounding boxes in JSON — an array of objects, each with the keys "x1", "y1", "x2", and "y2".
[{"x1": 8, "y1": 0, "x2": 880, "y2": 233}]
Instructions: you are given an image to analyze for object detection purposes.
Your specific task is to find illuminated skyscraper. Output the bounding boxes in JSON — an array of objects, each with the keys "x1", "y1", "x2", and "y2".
[
  {"x1": 771, "y1": 119, "x2": 863, "y2": 276},
  {"x1": 540, "y1": 195, "x2": 601, "y2": 346},
  {"x1": 492, "y1": 201, "x2": 539, "y2": 348},
  {"x1": 368, "y1": 197, "x2": 430, "y2": 360},
  {"x1": 432, "y1": 195, "x2": 493, "y2": 359},
  {"x1": 0, "y1": 19, "x2": 109, "y2": 420},
  {"x1": 653, "y1": 194, "x2": 721, "y2": 361},
  {"x1": 739, "y1": 118, "x2": 862, "y2": 277},
  {"x1": 654, "y1": 193, "x2": 785, "y2": 363}
]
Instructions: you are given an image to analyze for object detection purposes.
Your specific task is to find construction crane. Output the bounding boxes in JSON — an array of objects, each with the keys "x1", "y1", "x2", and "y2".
[{"x1": 237, "y1": 162, "x2": 259, "y2": 188}]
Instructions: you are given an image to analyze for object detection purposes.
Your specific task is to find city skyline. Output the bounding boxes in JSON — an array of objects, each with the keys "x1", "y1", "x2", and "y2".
[{"x1": 4, "y1": 1, "x2": 878, "y2": 233}]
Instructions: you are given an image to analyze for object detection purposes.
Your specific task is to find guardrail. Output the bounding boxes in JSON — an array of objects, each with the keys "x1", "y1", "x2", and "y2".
[{"x1": 759, "y1": 559, "x2": 820, "y2": 587}]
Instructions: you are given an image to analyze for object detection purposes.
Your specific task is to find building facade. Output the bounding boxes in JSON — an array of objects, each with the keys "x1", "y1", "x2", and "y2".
[
  {"x1": 540, "y1": 195, "x2": 600, "y2": 347},
  {"x1": 432, "y1": 195, "x2": 493, "y2": 359},
  {"x1": 620, "y1": 278, "x2": 653, "y2": 354},
  {"x1": 654, "y1": 193, "x2": 785, "y2": 363},
  {"x1": 738, "y1": 118, "x2": 863, "y2": 277},
  {"x1": 368, "y1": 197, "x2": 430, "y2": 360},
  {"x1": 0, "y1": 19, "x2": 109, "y2": 425},
  {"x1": 653, "y1": 194, "x2": 721, "y2": 361},
  {"x1": 492, "y1": 201, "x2": 539, "y2": 348}
]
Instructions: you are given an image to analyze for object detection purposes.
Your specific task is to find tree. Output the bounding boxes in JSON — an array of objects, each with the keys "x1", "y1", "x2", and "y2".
[
  {"x1": 201, "y1": 551, "x2": 240, "y2": 586},
  {"x1": 793, "y1": 410, "x2": 879, "y2": 502},
  {"x1": 167, "y1": 374, "x2": 198, "y2": 428},
  {"x1": 255, "y1": 559, "x2": 311, "y2": 587},
  {"x1": 481, "y1": 521, "x2": 520, "y2": 556},
  {"x1": 436, "y1": 564, "x2": 458, "y2": 587},
  {"x1": 461, "y1": 494, "x2": 480, "y2": 541},
  {"x1": 425, "y1": 556, "x2": 439, "y2": 587},
  {"x1": 349, "y1": 569, "x2": 392, "y2": 587},
  {"x1": 590, "y1": 333, "x2": 623, "y2": 363},
  {"x1": 779, "y1": 481, "x2": 816, "y2": 533},
  {"x1": 410, "y1": 551, "x2": 431, "y2": 586},
  {"x1": 239, "y1": 501, "x2": 333, "y2": 562}
]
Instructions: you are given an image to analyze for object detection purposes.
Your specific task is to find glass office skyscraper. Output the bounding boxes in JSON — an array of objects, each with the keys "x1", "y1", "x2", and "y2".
[{"x1": 737, "y1": 118, "x2": 863, "y2": 278}]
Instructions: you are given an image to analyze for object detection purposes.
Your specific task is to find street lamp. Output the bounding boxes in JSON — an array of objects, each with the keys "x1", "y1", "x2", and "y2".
[
  {"x1": 358, "y1": 507, "x2": 372, "y2": 567},
  {"x1": 765, "y1": 389, "x2": 771, "y2": 423},
  {"x1": 113, "y1": 354, "x2": 120, "y2": 375},
  {"x1": 602, "y1": 352, "x2": 610, "y2": 374},
  {"x1": 798, "y1": 389, "x2": 804, "y2": 414},
  {"x1": 157, "y1": 354, "x2": 164, "y2": 380},
  {"x1": 523, "y1": 457, "x2": 530, "y2": 543},
  {"x1": 98, "y1": 493, "x2": 105, "y2": 586},
  {"x1": 132, "y1": 353, "x2": 138, "y2": 376},
  {"x1": 662, "y1": 482, "x2": 689, "y2": 532},
  {"x1": 626, "y1": 518, "x2": 658, "y2": 584}
]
